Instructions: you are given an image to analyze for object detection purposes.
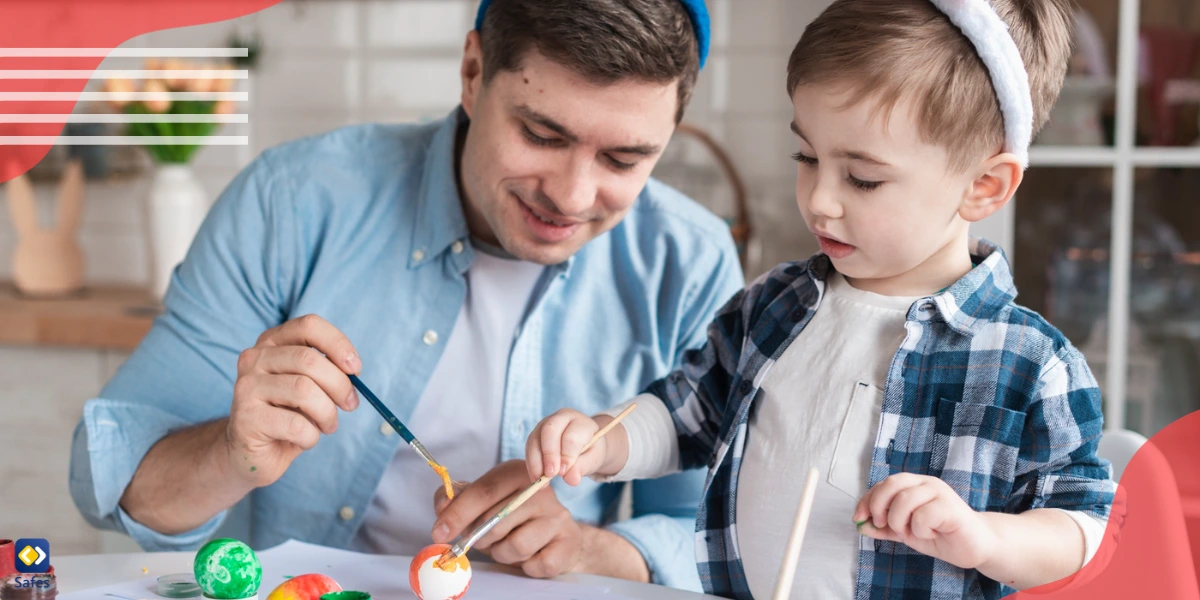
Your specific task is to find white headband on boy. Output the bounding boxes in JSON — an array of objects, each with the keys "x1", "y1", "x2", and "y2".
[{"x1": 929, "y1": 0, "x2": 1034, "y2": 168}]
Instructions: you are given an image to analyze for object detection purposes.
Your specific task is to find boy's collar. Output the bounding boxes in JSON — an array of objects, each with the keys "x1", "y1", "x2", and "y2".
[{"x1": 808, "y1": 237, "x2": 1017, "y2": 336}]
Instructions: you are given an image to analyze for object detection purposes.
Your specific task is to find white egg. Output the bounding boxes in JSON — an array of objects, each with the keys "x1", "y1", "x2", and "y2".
[{"x1": 413, "y1": 555, "x2": 471, "y2": 600}]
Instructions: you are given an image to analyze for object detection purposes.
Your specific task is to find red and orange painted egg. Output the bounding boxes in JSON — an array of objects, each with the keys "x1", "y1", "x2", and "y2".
[
  {"x1": 265, "y1": 574, "x2": 342, "y2": 600},
  {"x1": 408, "y1": 545, "x2": 470, "y2": 600}
]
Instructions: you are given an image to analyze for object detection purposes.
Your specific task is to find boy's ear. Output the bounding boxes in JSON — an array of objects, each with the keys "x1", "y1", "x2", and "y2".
[
  {"x1": 460, "y1": 30, "x2": 485, "y2": 119},
  {"x1": 959, "y1": 152, "x2": 1024, "y2": 223}
]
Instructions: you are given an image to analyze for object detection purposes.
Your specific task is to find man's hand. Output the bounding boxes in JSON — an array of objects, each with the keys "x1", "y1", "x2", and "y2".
[
  {"x1": 226, "y1": 314, "x2": 362, "y2": 488},
  {"x1": 853, "y1": 473, "x2": 999, "y2": 570},
  {"x1": 431, "y1": 460, "x2": 582, "y2": 578}
]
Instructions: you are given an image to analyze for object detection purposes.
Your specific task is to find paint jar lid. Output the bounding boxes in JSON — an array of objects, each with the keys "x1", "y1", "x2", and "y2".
[
  {"x1": 156, "y1": 574, "x2": 201, "y2": 598},
  {"x1": 321, "y1": 592, "x2": 370, "y2": 600}
]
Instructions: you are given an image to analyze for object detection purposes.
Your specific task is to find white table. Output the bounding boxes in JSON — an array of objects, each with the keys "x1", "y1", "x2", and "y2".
[{"x1": 53, "y1": 551, "x2": 724, "y2": 600}]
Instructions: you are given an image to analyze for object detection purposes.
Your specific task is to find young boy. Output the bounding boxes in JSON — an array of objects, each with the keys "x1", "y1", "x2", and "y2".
[{"x1": 524, "y1": 0, "x2": 1117, "y2": 598}]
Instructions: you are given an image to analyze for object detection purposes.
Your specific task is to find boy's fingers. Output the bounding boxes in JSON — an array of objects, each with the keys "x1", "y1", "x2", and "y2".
[
  {"x1": 867, "y1": 474, "x2": 922, "y2": 528},
  {"x1": 525, "y1": 425, "x2": 544, "y2": 482},
  {"x1": 538, "y1": 412, "x2": 575, "y2": 478},
  {"x1": 910, "y1": 501, "x2": 950, "y2": 540},
  {"x1": 558, "y1": 419, "x2": 597, "y2": 474},
  {"x1": 885, "y1": 484, "x2": 938, "y2": 539}
]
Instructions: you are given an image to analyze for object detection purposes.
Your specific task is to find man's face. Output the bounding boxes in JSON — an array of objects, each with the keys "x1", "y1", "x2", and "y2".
[{"x1": 458, "y1": 39, "x2": 680, "y2": 265}]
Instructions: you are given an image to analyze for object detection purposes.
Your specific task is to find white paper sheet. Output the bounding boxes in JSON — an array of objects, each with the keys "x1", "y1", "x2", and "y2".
[{"x1": 58, "y1": 540, "x2": 625, "y2": 600}]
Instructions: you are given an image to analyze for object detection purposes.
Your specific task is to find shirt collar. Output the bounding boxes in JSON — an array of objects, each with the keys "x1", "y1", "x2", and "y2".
[
  {"x1": 409, "y1": 107, "x2": 472, "y2": 270},
  {"x1": 806, "y1": 237, "x2": 1016, "y2": 335}
]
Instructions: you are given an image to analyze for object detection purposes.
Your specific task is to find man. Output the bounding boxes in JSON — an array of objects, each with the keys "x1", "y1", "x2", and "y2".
[{"x1": 69, "y1": 0, "x2": 741, "y2": 591}]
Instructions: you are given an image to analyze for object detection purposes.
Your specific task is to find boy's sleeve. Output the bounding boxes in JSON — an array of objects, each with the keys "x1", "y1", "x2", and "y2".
[
  {"x1": 638, "y1": 269, "x2": 775, "y2": 472},
  {"x1": 1007, "y1": 345, "x2": 1117, "y2": 518}
]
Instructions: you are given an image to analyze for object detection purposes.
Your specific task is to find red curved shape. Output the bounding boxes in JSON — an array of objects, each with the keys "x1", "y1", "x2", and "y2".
[
  {"x1": 1005, "y1": 410, "x2": 1200, "y2": 599},
  {"x1": 0, "y1": 0, "x2": 283, "y2": 183}
]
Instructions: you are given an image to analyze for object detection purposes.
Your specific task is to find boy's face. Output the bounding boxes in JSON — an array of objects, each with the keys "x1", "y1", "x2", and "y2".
[{"x1": 790, "y1": 83, "x2": 981, "y2": 296}]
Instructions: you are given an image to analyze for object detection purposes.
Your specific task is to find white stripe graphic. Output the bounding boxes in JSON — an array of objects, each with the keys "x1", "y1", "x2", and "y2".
[
  {"x1": 0, "y1": 92, "x2": 246, "y2": 101},
  {"x1": 0, "y1": 48, "x2": 248, "y2": 57},
  {"x1": 0, "y1": 70, "x2": 248, "y2": 79},
  {"x1": 0, "y1": 136, "x2": 248, "y2": 145},
  {"x1": 0, "y1": 113, "x2": 248, "y2": 123}
]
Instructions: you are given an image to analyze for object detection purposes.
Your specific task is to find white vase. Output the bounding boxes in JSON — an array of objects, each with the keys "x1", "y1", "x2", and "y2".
[{"x1": 146, "y1": 164, "x2": 208, "y2": 299}]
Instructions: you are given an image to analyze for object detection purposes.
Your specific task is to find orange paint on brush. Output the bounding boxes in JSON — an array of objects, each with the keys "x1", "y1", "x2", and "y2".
[{"x1": 429, "y1": 462, "x2": 454, "y2": 500}]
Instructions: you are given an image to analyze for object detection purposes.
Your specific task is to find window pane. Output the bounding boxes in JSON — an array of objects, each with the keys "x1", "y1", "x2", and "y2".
[
  {"x1": 1032, "y1": 0, "x2": 1119, "y2": 148},
  {"x1": 1129, "y1": 168, "x2": 1200, "y2": 436},
  {"x1": 1136, "y1": 0, "x2": 1200, "y2": 147},
  {"x1": 1013, "y1": 167, "x2": 1115, "y2": 414}
]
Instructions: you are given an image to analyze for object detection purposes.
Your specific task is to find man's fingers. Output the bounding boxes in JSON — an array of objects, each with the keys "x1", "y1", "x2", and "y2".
[
  {"x1": 255, "y1": 404, "x2": 322, "y2": 451},
  {"x1": 256, "y1": 314, "x2": 361, "y2": 375},
  {"x1": 241, "y1": 346, "x2": 359, "y2": 411},
  {"x1": 472, "y1": 487, "x2": 551, "y2": 550},
  {"x1": 487, "y1": 519, "x2": 557, "y2": 565},
  {"x1": 236, "y1": 373, "x2": 340, "y2": 435},
  {"x1": 522, "y1": 535, "x2": 579, "y2": 579},
  {"x1": 431, "y1": 462, "x2": 526, "y2": 544}
]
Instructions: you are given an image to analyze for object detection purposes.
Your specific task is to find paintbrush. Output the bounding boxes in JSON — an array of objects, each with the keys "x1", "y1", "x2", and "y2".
[
  {"x1": 348, "y1": 374, "x2": 462, "y2": 496},
  {"x1": 437, "y1": 402, "x2": 638, "y2": 566},
  {"x1": 770, "y1": 467, "x2": 820, "y2": 600}
]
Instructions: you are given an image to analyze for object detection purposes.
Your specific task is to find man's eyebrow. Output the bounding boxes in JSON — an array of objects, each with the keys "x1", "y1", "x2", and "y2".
[
  {"x1": 517, "y1": 104, "x2": 579, "y2": 143},
  {"x1": 790, "y1": 121, "x2": 892, "y2": 167},
  {"x1": 518, "y1": 104, "x2": 661, "y2": 156}
]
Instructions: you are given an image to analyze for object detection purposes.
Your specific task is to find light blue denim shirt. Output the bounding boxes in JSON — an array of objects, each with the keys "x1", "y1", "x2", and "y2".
[{"x1": 69, "y1": 108, "x2": 743, "y2": 591}]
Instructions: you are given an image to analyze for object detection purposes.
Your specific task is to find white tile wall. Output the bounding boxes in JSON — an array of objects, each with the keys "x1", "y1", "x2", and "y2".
[
  {"x1": 365, "y1": 0, "x2": 472, "y2": 48},
  {"x1": 2, "y1": 0, "x2": 836, "y2": 554},
  {"x1": 365, "y1": 58, "x2": 463, "y2": 112}
]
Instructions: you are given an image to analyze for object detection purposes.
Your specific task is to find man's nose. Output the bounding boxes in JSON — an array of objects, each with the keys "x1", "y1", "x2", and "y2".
[{"x1": 543, "y1": 157, "x2": 596, "y2": 217}]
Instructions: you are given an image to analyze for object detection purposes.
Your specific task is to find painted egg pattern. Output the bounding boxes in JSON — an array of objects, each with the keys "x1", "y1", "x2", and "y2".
[
  {"x1": 408, "y1": 544, "x2": 470, "y2": 600},
  {"x1": 266, "y1": 574, "x2": 342, "y2": 600},
  {"x1": 193, "y1": 538, "x2": 263, "y2": 600}
]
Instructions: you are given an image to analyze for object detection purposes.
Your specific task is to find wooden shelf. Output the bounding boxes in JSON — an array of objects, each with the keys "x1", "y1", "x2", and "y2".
[{"x1": 0, "y1": 282, "x2": 159, "y2": 351}]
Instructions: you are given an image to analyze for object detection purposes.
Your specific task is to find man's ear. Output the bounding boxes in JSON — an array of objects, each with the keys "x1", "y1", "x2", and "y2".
[
  {"x1": 460, "y1": 30, "x2": 485, "y2": 118},
  {"x1": 960, "y1": 152, "x2": 1024, "y2": 223}
]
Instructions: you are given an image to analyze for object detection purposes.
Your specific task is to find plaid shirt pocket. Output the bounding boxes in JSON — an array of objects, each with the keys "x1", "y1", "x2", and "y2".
[{"x1": 932, "y1": 399, "x2": 1027, "y2": 510}]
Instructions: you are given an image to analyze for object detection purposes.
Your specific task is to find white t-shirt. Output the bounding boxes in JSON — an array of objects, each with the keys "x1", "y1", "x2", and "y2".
[
  {"x1": 608, "y1": 272, "x2": 1108, "y2": 598},
  {"x1": 352, "y1": 241, "x2": 544, "y2": 556}
]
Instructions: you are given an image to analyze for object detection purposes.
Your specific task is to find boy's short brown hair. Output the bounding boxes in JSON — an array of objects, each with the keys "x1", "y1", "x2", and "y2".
[
  {"x1": 786, "y1": 0, "x2": 1074, "y2": 171},
  {"x1": 479, "y1": 0, "x2": 700, "y2": 124}
]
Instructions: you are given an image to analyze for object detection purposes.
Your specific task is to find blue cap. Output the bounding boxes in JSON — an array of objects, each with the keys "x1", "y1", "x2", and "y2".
[{"x1": 474, "y1": 0, "x2": 710, "y2": 70}]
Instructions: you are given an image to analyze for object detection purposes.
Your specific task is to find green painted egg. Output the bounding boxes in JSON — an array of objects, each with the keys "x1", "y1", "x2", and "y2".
[{"x1": 193, "y1": 538, "x2": 263, "y2": 599}]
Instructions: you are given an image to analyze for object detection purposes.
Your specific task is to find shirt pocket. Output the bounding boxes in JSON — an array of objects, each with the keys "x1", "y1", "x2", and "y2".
[
  {"x1": 933, "y1": 398, "x2": 1026, "y2": 509},
  {"x1": 828, "y1": 382, "x2": 883, "y2": 499}
]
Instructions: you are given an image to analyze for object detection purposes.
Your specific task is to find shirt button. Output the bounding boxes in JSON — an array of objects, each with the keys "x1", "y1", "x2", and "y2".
[
  {"x1": 451, "y1": 240, "x2": 465, "y2": 254},
  {"x1": 423, "y1": 330, "x2": 439, "y2": 345},
  {"x1": 380, "y1": 422, "x2": 394, "y2": 436},
  {"x1": 412, "y1": 249, "x2": 425, "y2": 262},
  {"x1": 339, "y1": 506, "x2": 355, "y2": 521}
]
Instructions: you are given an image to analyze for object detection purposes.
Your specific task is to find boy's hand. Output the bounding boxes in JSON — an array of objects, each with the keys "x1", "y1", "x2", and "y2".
[
  {"x1": 853, "y1": 473, "x2": 999, "y2": 570},
  {"x1": 525, "y1": 409, "x2": 612, "y2": 486}
]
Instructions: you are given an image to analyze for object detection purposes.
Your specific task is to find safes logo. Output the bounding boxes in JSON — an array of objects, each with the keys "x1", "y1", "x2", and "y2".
[{"x1": 15, "y1": 538, "x2": 49, "y2": 573}]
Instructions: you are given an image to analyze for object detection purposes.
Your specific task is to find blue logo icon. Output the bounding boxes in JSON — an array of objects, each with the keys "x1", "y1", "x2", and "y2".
[{"x1": 15, "y1": 538, "x2": 49, "y2": 573}]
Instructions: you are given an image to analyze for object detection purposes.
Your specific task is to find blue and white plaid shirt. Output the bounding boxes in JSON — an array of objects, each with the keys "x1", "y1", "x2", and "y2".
[{"x1": 644, "y1": 238, "x2": 1116, "y2": 599}]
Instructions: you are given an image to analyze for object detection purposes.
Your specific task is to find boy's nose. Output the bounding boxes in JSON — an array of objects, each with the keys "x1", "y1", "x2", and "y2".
[{"x1": 806, "y1": 177, "x2": 843, "y2": 219}]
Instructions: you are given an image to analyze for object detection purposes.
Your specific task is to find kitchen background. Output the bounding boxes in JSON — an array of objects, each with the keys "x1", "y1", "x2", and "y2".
[{"x1": 1, "y1": 0, "x2": 1198, "y2": 562}]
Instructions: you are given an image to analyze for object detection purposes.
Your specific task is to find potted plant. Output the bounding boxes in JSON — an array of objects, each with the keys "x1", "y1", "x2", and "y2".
[{"x1": 104, "y1": 59, "x2": 236, "y2": 298}]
